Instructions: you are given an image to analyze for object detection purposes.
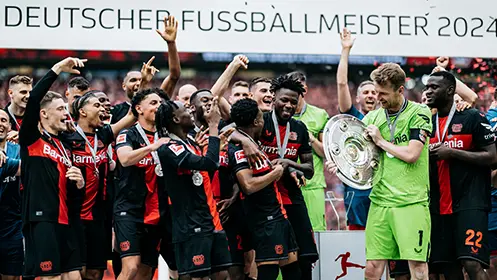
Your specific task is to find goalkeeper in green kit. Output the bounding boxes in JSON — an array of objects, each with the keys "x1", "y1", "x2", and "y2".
[{"x1": 327, "y1": 63, "x2": 432, "y2": 279}]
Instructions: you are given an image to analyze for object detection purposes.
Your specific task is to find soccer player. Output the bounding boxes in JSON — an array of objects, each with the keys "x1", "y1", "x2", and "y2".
[
  {"x1": 229, "y1": 81, "x2": 252, "y2": 105},
  {"x1": 336, "y1": 28, "x2": 378, "y2": 232},
  {"x1": 0, "y1": 110, "x2": 23, "y2": 280},
  {"x1": 20, "y1": 57, "x2": 86, "y2": 280},
  {"x1": 155, "y1": 97, "x2": 232, "y2": 280},
  {"x1": 425, "y1": 71, "x2": 496, "y2": 280},
  {"x1": 4, "y1": 75, "x2": 33, "y2": 143},
  {"x1": 228, "y1": 98, "x2": 301, "y2": 280},
  {"x1": 66, "y1": 90, "x2": 136, "y2": 280},
  {"x1": 114, "y1": 88, "x2": 171, "y2": 280},
  {"x1": 250, "y1": 77, "x2": 273, "y2": 113},
  {"x1": 66, "y1": 77, "x2": 90, "y2": 117},
  {"x1": 289, "y1": 71, "x2": 329, "y2": 232},
  {"x1": 252, "y1": 74, "x2": 318, "y2": 280},
  {"x1": 111, "y1": 16, "x2": 180, "y2": 123},
  {"x1": 361, "y1": 63, "x2": 432, "y2": 279}
]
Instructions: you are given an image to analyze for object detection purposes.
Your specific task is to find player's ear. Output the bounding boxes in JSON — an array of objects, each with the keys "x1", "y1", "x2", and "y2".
[{"x1": 40, "y1": 108, "x2": 49, "y2": 119}]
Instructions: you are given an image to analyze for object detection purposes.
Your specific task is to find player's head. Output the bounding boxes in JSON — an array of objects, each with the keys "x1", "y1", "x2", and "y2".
[
  {"x1": 131, "y1": 88, "x2": 166, "y2": 124},
  {"x1": 370, "y1": 63, "x2": 406, "y2": 110},
  {"x1": 287, "y1": 71, "x2": 308, "y2": 96},
  {"x1": 8, "y1": 75, "x2": 32, "y2": 109},
  {"x1": 231, "y1": 99, "x2": 264, "y2": 139},
  {"x1": 122, "y1": 71, "x2": 142, "y2": 100},
  {"x1": 0, "y1": 110, "x2": 12, "y2": 142},
  {"x1": 229, "y1": 81, "x2": 252, "y2": 105},
  {"x1": 66, "y1": 77, "x2": 90, "y2": 113},
  {"x1": 190, "y1": 89, "x2": 213, "y2": 124},
  {"x1": 91, "y1": 90, "x2": 112, "y2": 124},
  {"x1": 40, "y1": 91, "x2": 70, "y2": 133},
  {"x1": 155, "y1": 100, "x2": 194, "y2": 137},
  {"x1": 356, "y1": 80, "x2": 378, "y2": 113},
  {"x1": 72, "y1": 91, "x2": 106, "y2": 129},
  {"x1": 423, "y1": 71, "x2": 456, "y2": 109},
  {"x1": 250, "y1": 77, "x2": 273, "y2": 112},
  {"x1": 271, "y1": 74, "x2": 305, "y2": 121},
  {"x1": 177, "y1": 84, "x2": 198, "y2": 107}
]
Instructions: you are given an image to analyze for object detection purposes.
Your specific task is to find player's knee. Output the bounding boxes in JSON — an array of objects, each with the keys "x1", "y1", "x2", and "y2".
[
  {"x1": 365, "y1": 262, "x2": 382, "y2": 279},
  {"x1": 84, "y1": 269, "x2": 103, "y2": 280},
  {"x1": 461, "y1": 260, "x2": 483, "y2": 274},
  {"x1": 412, "y1": 269, "x2": 426, "y2": 280}
]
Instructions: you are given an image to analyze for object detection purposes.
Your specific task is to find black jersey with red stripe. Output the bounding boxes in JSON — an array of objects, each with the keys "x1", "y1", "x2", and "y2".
[
  {"x1": 19, "y1": 70, "x2": 79, "y2": 225},
  {"x1": 429, "y1": 109, "x2": 496, "y2": 215},
  {"x1": 228, "y1": 143, "x2": 287, "y2": 226},
  {"x1": 64, "y1": 125, "x2": 114, "y2": 221},
  {"x1": 258, "y1": 112, "x2": 312, "y2": 205},
  {"x1": 114, "y1": 126, "x2": 167, "y2": 225},
  {"x1": 157, "y1": 136, "x2": 222, "y2": 243}
]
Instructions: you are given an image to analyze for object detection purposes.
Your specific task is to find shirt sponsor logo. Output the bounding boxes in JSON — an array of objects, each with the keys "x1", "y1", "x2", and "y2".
[
  {"x1": 452, "y1": 124, "x2": 463, "y2": 133},
  {"x1": 73, "y1": 152, "x2": 107, "y2": 164},
  {"x1": 168, "y1": 144, "x2": 185, "y2": 156},
  {"x1": 261, "y1": 145, "x2": 297, "y2": 156},
  {"x1": 485, "y1": 133, "x2": 496, "y2": 140},
  {"x1": 116, "y1": 134, "x2": 126, "y2": 144},
  {"x1": 43, "y1": 144, "x2": 71, "y2": 166},
  {"x1": 235, "y1": 150, "x2": 247, "y2": 164},
  {"x1": 138, "y1": 157, "x2": 154, "y2": 166},
  {"x1": 220, "y1": 153, "x2": 229, "y2": 166},
  {"x1": 430, "y1": 139, "x2": 464, "y2": 149},
  {"x1": 2, "y1": 176, "x2": 16, "y2": 183},
  {"x1": 393, "y1": 134, "x2": 408, "y2": 145}
]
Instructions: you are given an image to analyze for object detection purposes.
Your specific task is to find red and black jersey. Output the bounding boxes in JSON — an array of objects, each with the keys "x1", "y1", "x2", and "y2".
[
  {"x1": 64, "y1": 125, "x2": 114, "y2": 221},
  {"x1": 114, "y1": 126, "x2": 167, "y2": 225},
  {"x1": 20, "y1": 70, "x2": 79, "y2": 225},
  {"x1": 259, "y1": 112, "x2": 312, "y2": 205},
  {"x1": 157, "y1": 136, "x2": 222, "y2": 243},
  {"x1": 228, "y1": 143, "x2": 287, "y2": 226},
  {"x1": 4, "y1": 104, "x2": 23, "y2": 131},
  {"x1": 429, "y1": 109, "x2": 496, "y2": 215}
]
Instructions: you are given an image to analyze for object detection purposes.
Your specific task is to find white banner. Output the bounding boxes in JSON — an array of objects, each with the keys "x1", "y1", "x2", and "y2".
[{"x1": 2, "y1": 0, "x2": 495, "y2": 57}]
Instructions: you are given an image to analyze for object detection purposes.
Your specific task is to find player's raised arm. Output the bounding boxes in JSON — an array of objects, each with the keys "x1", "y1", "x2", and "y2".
[
  {"x1": 337, "y1": 28, "x2": 355, "y2": 113},
  {"x1": 157, "y1": 16, "x2": 181, "y2": 98}
]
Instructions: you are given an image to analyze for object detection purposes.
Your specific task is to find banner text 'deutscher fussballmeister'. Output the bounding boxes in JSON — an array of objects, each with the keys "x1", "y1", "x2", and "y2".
[{"x1": 0, "y1": 0, "x2": 496, "y2": 57}]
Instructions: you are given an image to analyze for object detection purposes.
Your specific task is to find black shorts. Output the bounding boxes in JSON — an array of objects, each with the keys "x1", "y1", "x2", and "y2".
[
  {"x1": 252, "y1": 218, "x2": 298, "y2": 263},
  {"x1": 23, "y1": 222, "x2": 82, "y2": 277},
  {"x1": 0, "y1": 237, "x2": 23, "y2": 276},
  {"x1": 223, "y1": 217, "x2": 252, "y2": 266},
  {"x1": 174, "y1": 231, "x2": 232, "y2": 277},
  {"x1": 430, "y1": 210, "x2": 489, "y2": 267},
  {"x1": 389, "y1": 260, "x2": 410, "y2": 278},
  {"x1": 159, "y1": 218, "x2": 177, "y2": 271},
  {"x1": 285, "y1": 203, "x2": 319, "y2": 263},
  {"x1": 114, "y1": 220, "x2": 161, "y2": 268},
  {"x1": 81, "y1": 220, "x2": 109, "y2": 270}
]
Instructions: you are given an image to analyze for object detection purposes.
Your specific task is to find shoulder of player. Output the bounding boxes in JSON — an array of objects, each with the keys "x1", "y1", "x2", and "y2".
[
  {"x1": 307, "y1": 104, "x2": 328, "y2": 116},
  {"x1": 407, "y1": 101, "x2": 431, "y2": 113},
  {"x1": 290, "y1": 117, "x2": 307, "y2": 129}
]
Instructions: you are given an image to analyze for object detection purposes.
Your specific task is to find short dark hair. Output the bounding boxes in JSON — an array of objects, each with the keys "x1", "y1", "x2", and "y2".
[
  {"x1": 494, "y1": 88, "x2": 497, "y2": 101},
  {"x1": 68, "y1": 77, "x2": 90, "y2": 91},
  {"x1": 287, "y1": 71, "x2": 306, "y2": 83},
  {"x1": 232, "y1": 81, "x2": 249, "y2": 89},
  {"x1": 189, "y1": 89, "x2": 212, "y2": 104},
  {"x1": 249, "y1": 77, "x2": 271, "y2": 91},
  {"x1": 231, "y1": 99, "x2": 259, "y2": 127},
  {"x1": 9, "y1": 75, "x2": 32, "y2": 87},
  {"x1": 430, "y1": 71, "x2": 457, "y2": 91},
  {"x1": 155, "y1": 101, "x2": 180, "y2": 138},
  {"x1": 131, "y1": 88, "x2": 169, "y2": 117},
  {"x1": 72, "y1": 91, "x2": 98, "y2": 120},
  {"x1": 40, "y1": 91, "x2": 64, "y2": 109},
  {"x1": 270, "y1": 74, "x2": 305, "y2": 96}
]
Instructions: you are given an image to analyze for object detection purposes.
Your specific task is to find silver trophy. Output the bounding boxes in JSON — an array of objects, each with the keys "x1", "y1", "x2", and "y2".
[{"x1": 323, "y1": 115, "x2": 380, "y2": 190}]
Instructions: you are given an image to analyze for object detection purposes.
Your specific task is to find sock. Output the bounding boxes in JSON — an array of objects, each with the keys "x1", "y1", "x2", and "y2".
[
  {"x1": 257, "y1": 264, "x2": 279, "y2": 280},
  {"x1": 281, "y1": 261, "x2": 302, "y2": 280}
]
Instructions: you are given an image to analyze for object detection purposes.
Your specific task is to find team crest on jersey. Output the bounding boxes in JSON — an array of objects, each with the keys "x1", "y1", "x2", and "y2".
[
  {"x1": 116, "y1": 134, "x2": 126, "y2": 144},
  {"x1": 452, "y1": 124, "x2": 463, "y2": 133},
  {"x1": 168, "y1": 144, "x2": 185, "y2": 156},
  {"x1": 235, "y1": 150, "x2": 247, "y2": 164},
  {"x1": 289, "y1": 132, "x2": 298, "y2": 141}
]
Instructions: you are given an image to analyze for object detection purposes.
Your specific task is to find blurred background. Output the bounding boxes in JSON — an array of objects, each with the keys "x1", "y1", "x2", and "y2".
[{"x1": 1, "y1": 48, "x2": 496, "y2": 231}]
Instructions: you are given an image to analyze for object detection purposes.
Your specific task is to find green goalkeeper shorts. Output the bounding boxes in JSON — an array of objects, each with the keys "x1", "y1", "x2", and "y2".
[{"x1": 365, "y1": 202, "x2": 431, "y2": 262}]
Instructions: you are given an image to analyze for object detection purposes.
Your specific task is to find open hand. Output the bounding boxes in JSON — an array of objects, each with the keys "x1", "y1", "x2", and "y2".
[{"x1": 156, "y1": 16, "x2": 178, "y2": 43}]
